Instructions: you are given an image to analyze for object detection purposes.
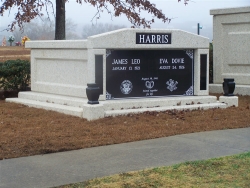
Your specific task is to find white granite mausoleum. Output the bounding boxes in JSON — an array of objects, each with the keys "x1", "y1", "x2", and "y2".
[
  {"x1": 209, "y1": 6, "x2": 250, "y2": 95},
  {"x1": 6, "y1": 29, "x2": 238, "y2": 120}
]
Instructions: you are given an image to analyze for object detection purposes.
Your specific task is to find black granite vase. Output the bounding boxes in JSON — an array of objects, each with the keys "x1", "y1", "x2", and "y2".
[
  {"x1": 86, "y1": 83, "x2": 100, "y2": 104},
  {"x1": 223, "y1": 78, "x2": 235, "y2": 96}
]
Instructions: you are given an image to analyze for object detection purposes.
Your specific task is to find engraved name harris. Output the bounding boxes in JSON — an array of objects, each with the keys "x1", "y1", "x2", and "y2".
[{"x1": 136, "y1": 33, "x2": 171, "y2": 44}]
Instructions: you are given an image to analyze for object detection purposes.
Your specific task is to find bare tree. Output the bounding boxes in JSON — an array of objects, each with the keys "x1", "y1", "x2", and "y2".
[
  {"x1": 0, "y1": 0, "x2": 189, "y2": 40},
  {"x1": 66, "y1": 19, "x2": 81, "y2": 40},
  {"x1": 55, "y1": 0, "x2": 65, "y2": 40},
  {"x1": 82, "y1": 23, "x2": 126, "y2": 39},
  {"x1": 12, "y1": 17, "x2": 80, "y2": 40},
  {"x1": 26, "y1": 19, "x2": 55, "y2": 40},
  {"x1": 12, "y1": 18, "x2": 55, "y2": 40}
]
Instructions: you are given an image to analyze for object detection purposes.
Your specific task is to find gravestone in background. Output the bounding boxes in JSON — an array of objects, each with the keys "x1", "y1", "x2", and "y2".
[{"x1": 210, "y1": 6, "x2": 250, "y2": 95}]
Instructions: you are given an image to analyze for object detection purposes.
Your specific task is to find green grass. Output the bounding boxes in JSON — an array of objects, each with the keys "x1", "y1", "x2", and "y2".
[{"x1": 56, "y1": 152, "x2": 250, "y2": 188}]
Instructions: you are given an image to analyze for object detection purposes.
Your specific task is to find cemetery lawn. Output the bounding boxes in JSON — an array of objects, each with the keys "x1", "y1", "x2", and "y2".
[
  {"x1": 57, "y1": 151, "x2": 250, "y2": 188},
  {"x1": 0, "y1": 46, "x2": 30, "y2": 62},
  {"x1": 0, "y1": 95, "x2": 250, "y2": 160}
]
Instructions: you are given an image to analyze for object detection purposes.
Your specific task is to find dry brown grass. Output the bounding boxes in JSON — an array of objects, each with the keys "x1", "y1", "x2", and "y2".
[
  {"x1": 0, "y1": 95, "x2": 250, "y2": 160},
  {"x1": 0, "y1": 47, "x2": 250, "y2": 161},
  {"x1": 0, "y1": 46, "x2": 30, "y2": 62}
]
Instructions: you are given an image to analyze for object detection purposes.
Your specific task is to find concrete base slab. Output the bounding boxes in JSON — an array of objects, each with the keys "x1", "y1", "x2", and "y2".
[
  {"x1": 18, "y1": 91, "x2": 87, "y2": 108},
  {"x1": 82, "y1": 104, "x2": 105, "y2": 120},
  {"x1": 6, "y1": 91, "x2": 236, "y2": 121},
  {"x1": 219, "y1": 96, "x2": 238, "y2": 107},
  {"x1": 6, "y1": 98, "x2": 84, "y2": 117},
  {"x1": 210, "y1": 84, "x2": 250, "y2": 96},
  {"x1": 105, "y1": 103, "x2": 227, "y2": 117}
]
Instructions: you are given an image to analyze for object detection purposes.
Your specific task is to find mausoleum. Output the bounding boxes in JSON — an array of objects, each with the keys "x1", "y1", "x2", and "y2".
[
  {"x1": 209, "y1": 6, "x2": 250, "y2": 95},
  {"x1": 6, "y1": 29, "x2": 238, "y2": 120}
]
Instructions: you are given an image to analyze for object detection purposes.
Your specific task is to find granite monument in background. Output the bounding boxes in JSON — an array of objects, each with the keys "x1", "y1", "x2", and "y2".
[{"x1": 209, "y1": 6, "x2": 250, "y2": 95}]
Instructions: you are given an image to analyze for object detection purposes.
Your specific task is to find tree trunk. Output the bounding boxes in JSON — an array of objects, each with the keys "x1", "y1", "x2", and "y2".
[{"x1": 55, "y1": 0, "x2": 65, "y2": 40}]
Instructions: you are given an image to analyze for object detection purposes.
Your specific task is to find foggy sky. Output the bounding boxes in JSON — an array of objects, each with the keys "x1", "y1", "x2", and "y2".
[{"x1": 0, "y1": 0, "x2": 249, "y2": 41}]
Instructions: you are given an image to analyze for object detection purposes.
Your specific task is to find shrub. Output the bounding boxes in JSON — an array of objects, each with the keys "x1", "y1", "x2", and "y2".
[{"x1": 0, "y1": 59, "x2": 30, "y2": 91}]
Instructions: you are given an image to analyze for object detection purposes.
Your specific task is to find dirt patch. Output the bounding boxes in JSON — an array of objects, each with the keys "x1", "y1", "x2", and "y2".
[{"x1": 0, "y1": 95, "x2": 250, "y2": 160}]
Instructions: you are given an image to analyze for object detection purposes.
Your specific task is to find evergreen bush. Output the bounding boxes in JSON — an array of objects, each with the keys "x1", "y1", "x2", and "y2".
[{"x1": 0, "y1": 59, "x2": 30, "y2": 91}]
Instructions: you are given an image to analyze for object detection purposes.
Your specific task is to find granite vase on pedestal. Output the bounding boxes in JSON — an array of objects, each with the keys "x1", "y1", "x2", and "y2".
[
  {"x1": 86, "y1": 83, "x2": 100, "y2": 104},
  {"x1": 223, "y1": 78, "x2": 235, "y2": 96}
]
